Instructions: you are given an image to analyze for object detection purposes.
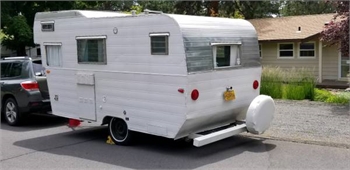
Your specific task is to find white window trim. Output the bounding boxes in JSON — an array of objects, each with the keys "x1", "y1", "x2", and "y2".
[
  {"x1": 212, "y1": 44, "x2": 241, "y2": 69},
  {"x1": 277, "y1": 42, "x2": 295, "y2": 59},
  {"x1": 298, "y1": 41, "x2": 316, "y2": 59},
  {"x1": 76, "y1": 35, "x2": 107, "y2": 40}
]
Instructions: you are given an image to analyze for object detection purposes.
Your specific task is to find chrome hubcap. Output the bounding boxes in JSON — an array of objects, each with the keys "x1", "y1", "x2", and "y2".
[{"x1": 5, "y1": 102, "x2": 17, "y2": 123}]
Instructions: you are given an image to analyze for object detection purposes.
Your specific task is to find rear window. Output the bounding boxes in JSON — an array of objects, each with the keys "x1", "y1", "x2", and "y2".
[
  {"x1": 0, "y1": 61, "x2": 30, "y2": 79},
  {"x1": 32, "y1": 63, "x2": 46, "y2": 76}
]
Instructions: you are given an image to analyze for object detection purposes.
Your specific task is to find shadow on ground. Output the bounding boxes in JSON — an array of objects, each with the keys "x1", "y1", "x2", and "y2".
[
  {"x1": 1, "y1": 114, "x2": 68, "y2": 132},
  {"x1": 14, "y1": 127, "x2": 276, "y2": 169}
]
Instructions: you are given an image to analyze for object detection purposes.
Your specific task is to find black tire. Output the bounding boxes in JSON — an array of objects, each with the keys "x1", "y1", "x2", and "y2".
[
  {"x1": 108, "y1": 118, "x2": 134, "y2": 145},
  {"x1": 3, "y1": 98, "x2": 22, "y2": 126}
]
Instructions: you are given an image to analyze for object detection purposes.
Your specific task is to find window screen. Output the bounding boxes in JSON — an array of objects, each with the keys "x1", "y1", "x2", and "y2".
[
  {"x1": 77, "y1": 38, "x2": 106, "y2": 64},
  {"x1": 41, "y1": 23, "x2": 54, "y2": 32},
  {"x1": 150, "y1": 36, "x2": 168, "y2": 55}
]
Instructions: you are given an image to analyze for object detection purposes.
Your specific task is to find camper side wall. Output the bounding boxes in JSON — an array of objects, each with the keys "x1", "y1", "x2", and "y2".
[{"x1": 33, "y1": 13, "x2": 189, "y2": 138}]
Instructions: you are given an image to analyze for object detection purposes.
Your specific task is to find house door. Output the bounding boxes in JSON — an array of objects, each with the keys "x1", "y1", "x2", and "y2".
[{"x1": 76, "y1": 73, "x2": 96, "y2": 121}]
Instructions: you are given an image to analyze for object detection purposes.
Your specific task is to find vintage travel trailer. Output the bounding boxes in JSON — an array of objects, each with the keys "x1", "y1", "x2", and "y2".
[{"x1": 33, "y1": 10, "x2": 275, "y2": 147}]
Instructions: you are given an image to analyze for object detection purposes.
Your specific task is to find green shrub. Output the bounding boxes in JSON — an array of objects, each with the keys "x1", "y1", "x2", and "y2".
[
  {"x1": 314, "y1": 88, "x2": 332, "y2": 101},
  {"x1": 261, "y1": 66, "x2": 316, "y2": 100},
  {"x1": 260, "y1": 66, "x2": 283, "y2": 98},
  {"x1": 314, "y1": 88, "x2": 350, "y2": 104},
  {"x1": 283, "y1": 84, "x2": 306, "y2": 100}
]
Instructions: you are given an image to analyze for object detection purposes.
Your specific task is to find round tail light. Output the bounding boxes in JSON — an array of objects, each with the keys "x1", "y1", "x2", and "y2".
[
  {"x1": 253, "y1": 80, "x2": 259, "y2": 89},
  {"x1": 191, "y1": 89, "x2": 199, "y2": 100}
]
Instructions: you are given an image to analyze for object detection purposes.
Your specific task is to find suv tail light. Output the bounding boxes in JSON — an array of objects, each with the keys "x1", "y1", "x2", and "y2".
[{"x1": 21, "y1": 81, "x2": 39, "y2": 91}]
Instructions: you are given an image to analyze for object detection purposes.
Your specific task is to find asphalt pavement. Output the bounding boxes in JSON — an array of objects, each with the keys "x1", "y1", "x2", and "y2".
[{"x1": 1, "y1": 113, "x2": 350, "y2": 170}]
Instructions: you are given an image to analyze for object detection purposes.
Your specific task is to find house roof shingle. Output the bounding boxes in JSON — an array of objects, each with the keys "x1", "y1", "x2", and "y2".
[{"x1": 248, "y1": 13, "x2": 336, "y2": 41}]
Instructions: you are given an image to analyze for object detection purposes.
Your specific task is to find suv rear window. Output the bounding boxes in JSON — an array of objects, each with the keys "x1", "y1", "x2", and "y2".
[{"x1": 1, "y1": 61, "x2": 30, "y2": 79}]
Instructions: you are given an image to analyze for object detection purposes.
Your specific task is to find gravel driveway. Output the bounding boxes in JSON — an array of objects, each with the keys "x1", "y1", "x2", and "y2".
[{"x1": 243, "y1": 100, "x2": 350, "y2": 148}]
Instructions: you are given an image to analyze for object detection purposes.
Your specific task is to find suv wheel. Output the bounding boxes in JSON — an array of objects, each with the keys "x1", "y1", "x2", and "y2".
[{"x1": 3, "y1": 98, "x2": 22, "y2": 126}]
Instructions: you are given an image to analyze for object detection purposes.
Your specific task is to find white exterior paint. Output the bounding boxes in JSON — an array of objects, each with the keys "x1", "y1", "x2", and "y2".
[{"x1": 33, "y1": 10, "x2": 269, "y2": 140}]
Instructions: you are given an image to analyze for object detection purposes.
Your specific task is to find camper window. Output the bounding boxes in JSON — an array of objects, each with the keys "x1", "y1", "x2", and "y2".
[
  {"x1": 150, "y1": 33, "x2": 169, "y2": 55},
  {"x1": 212, "y1": 43, "x2": 241, "y2": 68},
  {"x1": 41, "y1": 21, "x2": 54, "y2": 32},
  {"x1": 44, "y1": 44, "x2": 62, "y2": 67},
  {"x1": 77, "y1": 36, "x2": 107, "y2": 64}
]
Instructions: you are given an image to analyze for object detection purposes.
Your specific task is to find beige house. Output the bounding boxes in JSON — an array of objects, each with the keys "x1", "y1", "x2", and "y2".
[{"x1": 249, "y1": 14, "x2": 348, "y2": 84}]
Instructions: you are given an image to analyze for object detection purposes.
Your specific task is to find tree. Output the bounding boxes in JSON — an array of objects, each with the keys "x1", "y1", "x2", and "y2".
[
  {"x1": 233, "y1": 1, "x2": 281, "y2": 19},
  {"x1": 281, "y1": 1, "x2": 336, "y2": 16},
  {"x1": 1, "y1": 15, "x2": 33, "y2": 56},
  {"x1": 0, "y1": 1, "x2": 103, "y2": 56},
  {"x1": 321, "y1": 1, "x2": 349, "y2": 57}
]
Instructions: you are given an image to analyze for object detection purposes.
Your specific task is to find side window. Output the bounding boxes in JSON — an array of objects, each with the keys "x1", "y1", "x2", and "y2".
[
  {"x1": 76, "y1": 36, "x2": 107, "y2": 64},
  {"x1": 150, "y1": 33, "x2": 169, "y2": 55},
  {"x1": 213, "y1": 44, "x2": 241, "y2": 68},
  {"x1": 1, "y1": 63, "x2": 11, "y2": 78},
  {"x1": 45, "y1": 44, "x2": 62, "y2": 67}
]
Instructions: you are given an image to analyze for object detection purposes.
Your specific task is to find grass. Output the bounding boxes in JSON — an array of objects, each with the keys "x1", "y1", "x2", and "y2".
[{"x1": 261, "y1": 66, "x2": 316, "y2": 100}]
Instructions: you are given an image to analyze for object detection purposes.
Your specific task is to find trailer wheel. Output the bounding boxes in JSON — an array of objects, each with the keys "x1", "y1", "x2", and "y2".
[{"x1": 108, "y1": 118, "x2": 134, "y2": 145}]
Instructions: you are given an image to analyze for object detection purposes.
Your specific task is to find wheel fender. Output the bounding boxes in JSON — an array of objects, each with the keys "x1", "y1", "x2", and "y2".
[{"x1": 246, "y1": 95, "x2": 275, "y2": 135}]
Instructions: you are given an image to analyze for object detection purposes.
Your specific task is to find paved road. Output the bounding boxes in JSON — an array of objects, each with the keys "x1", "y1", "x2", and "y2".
[{"x1": 1, "y1": 115, "x2": 350, "y2": 170}]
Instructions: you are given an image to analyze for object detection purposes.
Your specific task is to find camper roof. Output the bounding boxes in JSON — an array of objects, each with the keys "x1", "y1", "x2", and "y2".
[{"x1": 35, "y1": 10, "x2": 131, "y2": 20}]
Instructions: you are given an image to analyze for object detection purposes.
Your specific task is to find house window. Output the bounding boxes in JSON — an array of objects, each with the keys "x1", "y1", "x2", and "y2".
[
  {"x1": 299, "y1": 42, "x2": 315, "y2": 57},
  {"x1": 76, "y1": 36, "x2": 107, "y2": 64},
  {"x1": 278, "y1": 43, "x2": 294, "y2": 58},
  {"x1": 41, "y1": 21, "x2": 55, "y2": 32},
  {"x1": 259, "y1": 44, "x2": 262, "y2": 58},
  {"x1": 45, "y1": 44, "x2": 62, "y2": 67},
  {"x1": 212, "y1": 43, "x2": 241, "y2": 68},
  {"x1": 150, "y1": 33, "x2": 169, "y2": 55}
]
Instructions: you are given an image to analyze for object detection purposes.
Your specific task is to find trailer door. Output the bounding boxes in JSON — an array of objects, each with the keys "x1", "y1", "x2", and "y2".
[{"x1": 76, "y1": 73, "x2": 96, "y2": 121}]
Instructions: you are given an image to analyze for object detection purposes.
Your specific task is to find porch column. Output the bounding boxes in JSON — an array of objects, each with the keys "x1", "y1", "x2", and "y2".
[{"x1": 318, "y1": 41, "x2": 323, "y2": 83}]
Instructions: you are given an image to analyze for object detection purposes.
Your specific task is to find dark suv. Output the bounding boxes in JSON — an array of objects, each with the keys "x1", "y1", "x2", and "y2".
[{"x1": 1, "y1": 57, "x2": 51, "y2": 126}]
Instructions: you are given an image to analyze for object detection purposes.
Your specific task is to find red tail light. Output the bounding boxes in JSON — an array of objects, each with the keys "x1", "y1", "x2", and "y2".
[
  {"x1": 191, "y1": 89, "x2": 199, "y2": 100},
  {"x1": 68, "y1": 119, "x2": 81, "y2": 127},
  {"x1": 253, "y1": 80, "x2": 259, "y2": 89},
  {"x1": 21, "y1": 81, "x2": 39, "y2": 91}
]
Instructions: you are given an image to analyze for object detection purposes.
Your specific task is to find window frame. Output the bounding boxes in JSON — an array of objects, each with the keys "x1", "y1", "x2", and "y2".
[
  {"x1": 149, "y1": 32, "x2": 170, "y2": 55},
  {"x1": 298, "y1": 41, "x2": 316, "y2": 58},
  {"x1": 212, "y1": 42, "x2": 242, "y2": 69},
  {"x1": 44, "y1": 42, "x2": 63, "y2": 67},
  {"x1": 41, "y1": 21, "x2": 55, "y2": 32},
  {"x1": 278, "y1": 42, "x2": 295, "y2": 59},
  {"x1": 76, "y1": 35, "x2": 107, "y2": 65}
]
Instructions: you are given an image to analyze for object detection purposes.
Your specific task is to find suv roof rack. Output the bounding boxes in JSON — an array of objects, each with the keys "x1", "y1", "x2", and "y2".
[
  {"x1": 2, "y1": 56, "x2": 30, "y2": 60},
  {"x1": 143, "y1": 9, "x2": 163, "y2": 14}
]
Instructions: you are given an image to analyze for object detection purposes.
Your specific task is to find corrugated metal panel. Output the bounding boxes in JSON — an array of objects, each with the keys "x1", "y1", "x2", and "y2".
[{"x1": 168, "y1": 14, "x2": 261, "y2": 73}]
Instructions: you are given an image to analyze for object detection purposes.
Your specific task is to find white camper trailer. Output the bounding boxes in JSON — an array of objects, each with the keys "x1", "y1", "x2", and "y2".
[{"x1": 33, "y1": 10, "x2": 275, "y2": 147}]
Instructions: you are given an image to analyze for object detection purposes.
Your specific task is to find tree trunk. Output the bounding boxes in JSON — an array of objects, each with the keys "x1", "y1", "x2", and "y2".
[{"x1": 208, "y1": 1, "x2": 219, "y2": 17}]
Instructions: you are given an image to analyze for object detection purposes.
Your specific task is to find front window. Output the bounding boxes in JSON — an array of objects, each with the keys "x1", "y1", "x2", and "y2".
[
  {"x1": 213, "y1": 44, "x2": 240, "y2": 68},
  {"x1": 278, "y1": 43, "x2": 294, "y2": 58},
  {"x1": 77, "y1": 36, "x2": 107, "y2": 64},
  {"x1": 299, "y1": 42, "x2": 315, "y2": 57}
]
